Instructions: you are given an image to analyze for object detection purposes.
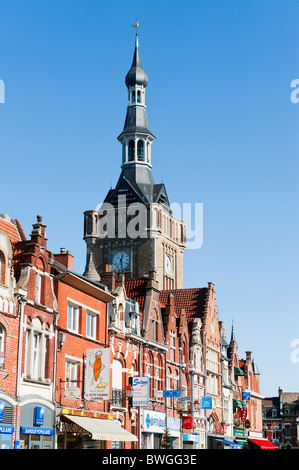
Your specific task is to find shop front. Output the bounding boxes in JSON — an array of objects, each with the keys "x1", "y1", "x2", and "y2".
[
  {"x1": 19, "y1": 402, "x2": 55, "y2": 449},
  {"x1": 0, "y1": 397, "x2": 15, "y2": 449},
  {"x1": 141, "y1": 409, "x2": 166, "y2": 449},
  {"x1": 57, "y1": 407, "x2": 138, "y2": 449}
]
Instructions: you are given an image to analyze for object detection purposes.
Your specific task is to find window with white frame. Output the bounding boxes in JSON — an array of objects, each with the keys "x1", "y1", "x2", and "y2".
[
  {"x1": 67, "y1": 304, "x2": 79, "y2": 333},
  {"x1": 86, "y1": 311, "x2": 97, "y2": 339},
  {"x1": 25, "y1": 317, "x2": 50, "y2": 382},
  {"x1": 65, "y1": 360, "x2": 79, "y2": 387}
]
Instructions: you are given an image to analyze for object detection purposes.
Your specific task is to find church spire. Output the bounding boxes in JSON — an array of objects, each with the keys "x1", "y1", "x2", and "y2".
[{"x1": 118, "y1": 33, "x2": 155, "y2": 168}]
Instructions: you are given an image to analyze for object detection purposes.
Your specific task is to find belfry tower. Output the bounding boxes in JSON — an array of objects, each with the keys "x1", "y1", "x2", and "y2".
[{"x1": 83, "y1": 34, "x2": 186, "y2": 290}]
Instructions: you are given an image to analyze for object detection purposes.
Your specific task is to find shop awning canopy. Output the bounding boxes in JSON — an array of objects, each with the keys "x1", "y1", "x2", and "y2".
[
  {"x1": 248, "y1": 438, "x2": 278, "y2": 449},
  {"x1": 211, "y1": 438, "x2": 243, "y2": 449},
  {"x1": 64, "y1": 415, "x2": 138, "y2": 442}
]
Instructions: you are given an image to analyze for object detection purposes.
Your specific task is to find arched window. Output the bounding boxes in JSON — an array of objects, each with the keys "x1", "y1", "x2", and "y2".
[
  {"x1": 137, "y1": 140, "x2": 144, "y2": 161},
  {"x1": 132, "y1": 91, "x2": 136, "y2": 104},
  {"x1": 137, "y1": 90, "x2": 141, "y2": 103},
  {"x1": 0, "y1": 251, "x2": 6, "y2": 285},
  {"x1": 128, "y1": 140, "x2": 135, "y2": 161}
]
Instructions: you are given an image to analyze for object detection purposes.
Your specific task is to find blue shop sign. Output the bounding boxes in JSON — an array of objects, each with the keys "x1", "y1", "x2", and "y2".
[
  {"x1": 163, "y1": 390, "x2": 180, "y2": 398},
  {"x1": 201, "y1": 396, "x2": 213, "y2": 409},
  {"x1": 0, "y1": 425, "x2": 14, "y2": 434},
  {"x1": 0, "y1": 402, "x2": 5, "y2": 422},
  {"x1": 34, "y1": 406, "x2": 45, "y2": 426},
  {"x1": 20, "y1": 426, "x2": 54, "y2": 436},
  {"x1": 242, "y1": 391, "x2": 251, "y2": 401}
]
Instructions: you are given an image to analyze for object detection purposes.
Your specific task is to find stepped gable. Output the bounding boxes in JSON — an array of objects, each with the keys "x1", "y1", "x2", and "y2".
[{"x1": 160, "y1": 287, "x2": 208, "y2": 321}]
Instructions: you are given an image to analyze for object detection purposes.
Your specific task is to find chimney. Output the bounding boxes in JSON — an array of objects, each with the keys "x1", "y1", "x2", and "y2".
[
  {"x1": 54, "y1": 248, "x2": 74, "y2": 270},
  {"x1": 100, "y1": 265, "x2": 116, "y2": 292}
]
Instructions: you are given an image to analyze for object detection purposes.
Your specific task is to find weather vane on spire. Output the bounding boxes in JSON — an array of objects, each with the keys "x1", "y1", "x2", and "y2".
[{"x1": 131, "y1": 20, "x2": 139, "y2": 29}]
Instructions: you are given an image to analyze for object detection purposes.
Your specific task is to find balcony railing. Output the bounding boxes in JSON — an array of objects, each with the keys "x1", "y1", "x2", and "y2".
[{"x1": 112, "y1": 388, "x2": 126, "y2": 408}]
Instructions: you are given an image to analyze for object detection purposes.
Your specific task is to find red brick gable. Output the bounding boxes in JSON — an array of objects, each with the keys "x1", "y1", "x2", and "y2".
[{"x1": 0, "y1": 217, "x2": 25, "y2": 244}]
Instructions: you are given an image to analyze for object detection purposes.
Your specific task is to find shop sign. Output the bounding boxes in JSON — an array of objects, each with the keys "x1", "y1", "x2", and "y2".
[
  {"x1": 182, "y1": 416, "x2": 193, "y2": 429},
  {"x1": 84, "y1": 348, "x2": 110, "y2": 401},
  {"x1": 143, "y1": 409, "x2": 165, "y2": 434},
  {"x1": 167, "y1": 417, "x2": 180, "y2": 432},
  {"x1": 201, "y1": 396, "x2": 213, "y2": 409},
  {"x1": 34, "y1": 407, "x2": 45, "y2": 426},
  {"x1": 241, "y1": 408, "x2": 247, "y2": 423},
  {"x1": 245, "y1": 420, "x2": 251, "y2": 429},
  {"x1": 233, "y1": 427, "x2": 245, "y2": 437},
  {"x1": 0, "y1": 425, "x2": 14, "y2": 434},
  {"x1": 61, "y1": 407, "x2": 112, "y2": 420},
  {"x1": 20, "y1": 426, "x2": 54, "y2": 436},
  {"x1": 242, "y1": 391, "x2": 251, "y2": 401},
  {"x1": 163, "y1": 390, "x2": 180, "y2": 398},
  {"x1": 213, "y1": 422, "x2": 227, "y2": 435},
  {"x1": 132, "y1": 377, "x2": 149, "y2": 407},
  {"x1": 0, "y1": 402, "x2": 5, "y2": 422}
]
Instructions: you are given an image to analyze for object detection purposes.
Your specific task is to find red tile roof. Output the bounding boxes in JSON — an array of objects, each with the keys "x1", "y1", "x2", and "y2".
[
  {"x1": 124, "y1": 278, "x2": 148, "y2": 312},
  {"x1": 160, "y1": 288, "x2": 207, "y2": 320}
]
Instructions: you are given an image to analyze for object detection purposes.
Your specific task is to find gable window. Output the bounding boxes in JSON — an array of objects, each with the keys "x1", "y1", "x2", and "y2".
[{"x1": 67, "y1": 304, "x2": 79, "y2": 333}]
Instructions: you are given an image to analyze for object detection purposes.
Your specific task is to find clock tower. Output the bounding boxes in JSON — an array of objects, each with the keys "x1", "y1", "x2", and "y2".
[{"x1": 83, "y1": 34, "x2": 186, "y2": 290}]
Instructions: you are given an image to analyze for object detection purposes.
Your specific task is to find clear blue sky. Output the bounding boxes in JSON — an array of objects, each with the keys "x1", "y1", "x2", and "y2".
[{"x1": 0, "y1": 0, "x2": 298, "y2": 397}]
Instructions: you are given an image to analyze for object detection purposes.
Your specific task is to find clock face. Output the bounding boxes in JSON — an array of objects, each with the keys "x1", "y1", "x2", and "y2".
[
  {"x1": 112, "y1": 251, "x2": 130, "y2": 270},
  {"x1": 165, "y1": 254, "x2": 172, "y2": 274}
]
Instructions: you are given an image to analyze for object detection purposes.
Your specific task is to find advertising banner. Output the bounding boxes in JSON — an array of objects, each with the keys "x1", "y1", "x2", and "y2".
[
  {"x1": 132, "y1": 376, "x2": 149, "y2": 407},
  {"x1": 84, "y1": 348, "x2": 110, "y2": 401}
]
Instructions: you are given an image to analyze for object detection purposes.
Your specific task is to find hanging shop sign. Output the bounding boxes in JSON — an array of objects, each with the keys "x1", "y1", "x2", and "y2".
[
  {"x1": 245, "y1": 419, "x2": 251, "y2": 429},
  {"x1": 242, "y1": 391, "x2": 251, "y2": 401},
  {"x1": 84, "y1": 348, "x2": 110, "y2": 401},
  {"x1": 182, "y1": 416, "x2": 193, "y2": 429},
  {"x1": 132, "y1": 377, "x2": 149, "y2": 407},
  {"x1": 201, "y1": 396, "x2": 213, "y2": 409},
  {"x1": 241, "y1": 408, "x2": 247, "y2": 423}
]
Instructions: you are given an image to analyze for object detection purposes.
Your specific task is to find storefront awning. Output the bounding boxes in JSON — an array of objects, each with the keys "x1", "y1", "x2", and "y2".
[
  {"x1": 248, "y1": 438, "x2": 278, "y2": 449},
  {"x1": 211, "y1": 438, "x2": 243, "y2": 449},
  {"x1": 64, "y1": 415, "x2": 138, "y2": 442}
]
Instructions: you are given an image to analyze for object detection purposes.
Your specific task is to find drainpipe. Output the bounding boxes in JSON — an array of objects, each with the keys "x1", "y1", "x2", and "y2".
[{"x1": 15, "y1": 295, "x2": 26, "y2": 447}]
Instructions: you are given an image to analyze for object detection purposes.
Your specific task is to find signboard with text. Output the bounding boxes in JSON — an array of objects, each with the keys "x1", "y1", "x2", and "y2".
[
  {"x1": 84, "y1": 348, "x2": 110, "y2": 401},
  {"x1": 132, "y1": 377, "x2": 149, "y2": 407},
  {"x1": 201, "y1": 396, "x2": 213, "y2": 409}
]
